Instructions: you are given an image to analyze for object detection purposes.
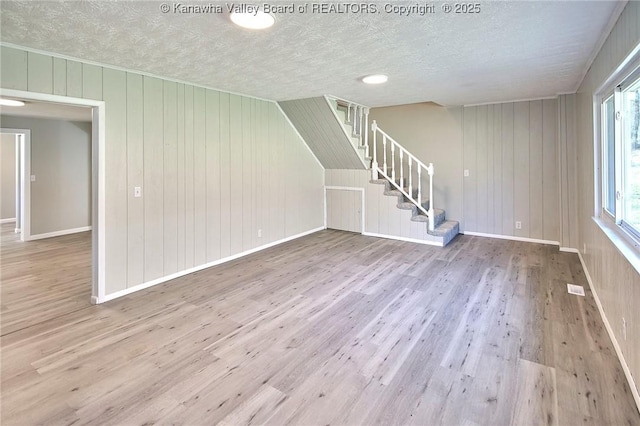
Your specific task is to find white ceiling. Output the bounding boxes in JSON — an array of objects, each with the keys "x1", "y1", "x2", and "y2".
[
  {"x1": 0, "y1": 1, "x2": 624, "y2": 107},
  {"x1": 1, "y1": 100, "x2": 92, "y2": 122}
]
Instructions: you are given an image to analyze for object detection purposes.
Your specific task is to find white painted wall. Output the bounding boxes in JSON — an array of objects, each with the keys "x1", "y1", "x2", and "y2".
[
  {"x1": 0, "y1": 46, "x2": 325, "y2": 298},
  {"x1": 1, "y1": 115, "x2": 92, "y2": 235},
  {"x1": 0, "y1": 133, "x2": 16, "y2": 221}
]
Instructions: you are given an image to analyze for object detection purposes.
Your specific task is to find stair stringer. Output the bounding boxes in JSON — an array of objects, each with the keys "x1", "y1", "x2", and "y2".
[
  {"x1": 324, "y1": 96, "x2": 370, "y2": 168},
  {"x1": 278, "y1": 97, "x2": 366, "y2": 170}
]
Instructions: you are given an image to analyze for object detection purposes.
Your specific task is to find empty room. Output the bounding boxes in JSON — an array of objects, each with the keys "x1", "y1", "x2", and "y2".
[{"x1": 0, "y1": 1, "x2": 639, "y2": 425}]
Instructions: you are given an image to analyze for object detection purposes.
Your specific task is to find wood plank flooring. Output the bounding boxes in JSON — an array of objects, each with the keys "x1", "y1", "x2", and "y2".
[{"x1": 1, "y1": 224, "x2": 639, "y2": 425}]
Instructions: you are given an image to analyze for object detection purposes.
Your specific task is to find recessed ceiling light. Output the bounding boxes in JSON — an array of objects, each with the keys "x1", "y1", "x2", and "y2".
[
  {"x1": 230, "y1": 10, "x2": 275, "y2": 29},
  {"x1": 362, "y1": 75, "x2": 388, "y2": 85},
  {"x1": 0, "y1": 99, "x2": 25, "y2": 107}
]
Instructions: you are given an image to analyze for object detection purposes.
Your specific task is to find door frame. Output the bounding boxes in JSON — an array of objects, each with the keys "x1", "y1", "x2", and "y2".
[
  {"x1": 0, "y1": 128, "x2": 30, "y2": 239},
  {"x1": 0, "y1": 88, "x2": 106, "y2": 304}
]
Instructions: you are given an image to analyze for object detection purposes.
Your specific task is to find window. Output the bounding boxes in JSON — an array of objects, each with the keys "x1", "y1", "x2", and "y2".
[{"x1": 601, "y1": 66, "x2": 640, "y2": 240}]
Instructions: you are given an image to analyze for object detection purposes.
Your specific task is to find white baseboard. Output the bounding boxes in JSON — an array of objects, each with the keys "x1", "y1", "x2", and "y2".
[
  {"x1": 362, "y1": 231, "x2": 444, "y2": 247},
  {"x1": 462, "y1": 231, "x2": 560, "y2": 246},
  {"x1": 29, "y1": 226, "x2": 92, "y2": 240},
  {"x1": 576, "y1": 250, "x2": 640, "y2": 413},
  {"x1": 0, "y1": 217, "x2": 16, "y2": 224},
  {"x1": 97, "y1": 226, "x2": 325, "y2": 304}
]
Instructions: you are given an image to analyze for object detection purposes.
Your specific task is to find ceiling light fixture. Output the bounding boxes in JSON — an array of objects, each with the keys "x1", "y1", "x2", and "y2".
[
  {"x1": 0, "y1": 99, "x2": 25, "y2": 107},
  {"x1": 230, "y1": 9, "x2": 275, "y2": 30},
  {"x1": 362, "y1": 75, "x2": 388, "y2": 85}
]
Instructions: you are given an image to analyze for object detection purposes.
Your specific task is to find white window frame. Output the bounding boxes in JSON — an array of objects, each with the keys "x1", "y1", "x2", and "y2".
[{"x1": 597, "y1": 58, "x2": 640, "y2": 246}]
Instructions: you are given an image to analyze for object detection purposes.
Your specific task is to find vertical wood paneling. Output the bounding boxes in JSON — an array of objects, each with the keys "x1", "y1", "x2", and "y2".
[
  {"x1": 126, "y1": 73, "x2": 144, "y2": 288},
  {"x1": 82, "y1": 64, "x2": 102, "y2": 100},
  {"x1": 0, "y1": 46, "x2": 324, "y2": 302},
  {"x1": 66, "y1": 60, "x2": 83, "y2": 98},
  {"x1": 461, "y1": 100, "x2": 558, "y2": 240},
  {"x1": 477, "y1": 106, "x2": 488, "y2": 232},
  {"x1": 326, "y1": 189, "x2": 361, "y2": 233},
  {"x1": 529, "y1": 100, "x2": 544, "y2": 239},
  {"x1": 513, "y1": 102, "x2": 530, "y2": 237},
  {"x1": 176, "y1": 84, "x2": 186, "y2": 271},
  {"x1": 566, "y1": 94, "x2": 578, "y2": 248},
  {"x1": 242, "y1": 97, "x2": 252, "y2": 250},
  {"x1": 542, "y1": 99, "x2": 559, "y2": 241},
  {"x1": 486, "y1": 105, "x2": 495, "y2": 233},
  {"x1": 493, "y1": 105, "x2": 503, "y2": 235},
  {"x1": 502, "y1": 103, "x2": 515, "y2": 236},
  {"x1": 284, "y1": 125, "x2": 297, "y2": 235},
  {"x1": 52, "y1": 58, "x2": 67, "y2": 96},
  {"x1": 184, "y1": 85, "x2": 195, "y2": 268},
  {"x1": 0, "y1": 46, "x2": 27, "y2": 90},
  {"x1": 559, "y1": 96, "x2": 570, "y2": 246},
  {"x1": 229, "y1": 94, "x2": 243, "y2": 255},
  {"x1": 250, "y1": 99, "x2": 257, "y2": 244},
  {"x1": 219, "y1": 92, "x2": 231, "y2": 255},
  {"x1": 193, "y1": 87, "x2": 206, "y2": 266},
  {"x1": 257, "y1": 101, "x2": 266, "y2": 243},
  {"x1": 205, "y1": 89, "x2": 221, "y2": 262},
  {"x1": 103, "y1": 68, "x2": 128, "y2": 293},
  {"x1": 163, "y1": 80, "x2": 178, "y2": 275},
  {"x1": 574, "y1": 2, "x2": 640, "y2": 404},
  {"x1": 272, "y1": 103, "x2": 286, "y2": 241},
  {"x1": 143, "y1": 76, "x2": 164, "y2": 281},
  {"x1": 463, "y1": 107, "x2": 477, "y2": 232},
  {"x1": 27, "y1": 52, "x2": 53, "y2": 94}
]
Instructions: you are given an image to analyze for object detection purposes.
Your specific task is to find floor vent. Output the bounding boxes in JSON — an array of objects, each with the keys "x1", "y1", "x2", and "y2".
[{"x1": 567, "y1": 283, "x2": 585, "y2": 297}]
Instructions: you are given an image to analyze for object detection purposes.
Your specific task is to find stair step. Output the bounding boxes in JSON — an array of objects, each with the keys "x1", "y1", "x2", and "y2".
[
  {"x1": 428, "y1": 220, "x2": 460, "y2": 245},
  {"x1": 409, "y1": 209, "x2": 446, "y2": 227}
]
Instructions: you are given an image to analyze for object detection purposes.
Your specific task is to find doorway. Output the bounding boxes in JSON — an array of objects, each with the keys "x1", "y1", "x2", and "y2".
[{"x1": 0, "y1": 88, "x2": 105, "y2": 305}]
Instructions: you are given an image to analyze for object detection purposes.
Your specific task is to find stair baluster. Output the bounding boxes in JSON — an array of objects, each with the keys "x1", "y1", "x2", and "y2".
[
  {"x1": 383, "y1": 135, "x2": 387, "y2": 175},
  {"x1": 364, "y1": 109, "x2": 370, "y2": 158},
  {"x1": 399, "y1": 150, "x2": 404, "y2": 188},
  {"x1": 408, "y1": 158, "x2": 413, "y2": 197},
  {"x1": 417, "y1": 167, "x2": 422, "y2": 207},
  {"x1": 391, "y1": 143, "x2": 395, "y2": 182},
  {"x1": 427, "y1": 162, "x2": 435, "y2": 231},
  {"x1": 372, "y1": 120, "x2": 378, "y2": 179}
]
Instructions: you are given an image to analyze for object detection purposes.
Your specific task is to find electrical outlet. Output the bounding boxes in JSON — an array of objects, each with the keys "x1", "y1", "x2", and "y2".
[
  {"x1": 258, "y1": 229, "x2": 262, "y2": 238},
  {"x1": 583, "y1": 243, "x2": 587, "y2": 254},
  {"x1": 623, "y1": 318, "x2": 627, "y2": 341},
  {"x1": 515, "y1": 221, "x2": 522, "y2": 230},
  {"x1": 464, "y1": 169, "x2": 470, "y2": 177},
  {"x1": 30, "y1": 175, "x2": 36, "y2": 182}
]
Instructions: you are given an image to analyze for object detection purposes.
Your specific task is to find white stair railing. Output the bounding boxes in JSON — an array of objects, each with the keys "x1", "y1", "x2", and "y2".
[
  {"x1": 371, "y1": 120, "x2": 435, "y2": 231},
  {"x1": 326, "y1": 95, "x2": 370, "y2": 158}
]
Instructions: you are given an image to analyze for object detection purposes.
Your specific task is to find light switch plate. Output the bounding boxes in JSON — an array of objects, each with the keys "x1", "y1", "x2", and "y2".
[
  {"x1": 134, "y1": 187, "x2": 142, "y2": 198},
  {"x1": 464, "y1": 169, "x2": 470, "y2": 177},
  {"x1": 30, "y1": 175, "x2": 36, "y2": 182}
]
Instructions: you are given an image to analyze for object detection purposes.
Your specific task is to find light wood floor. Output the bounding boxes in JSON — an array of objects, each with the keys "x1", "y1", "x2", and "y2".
[{"x1": 1, "y1": 223, "x2": 639, "y2": 425}]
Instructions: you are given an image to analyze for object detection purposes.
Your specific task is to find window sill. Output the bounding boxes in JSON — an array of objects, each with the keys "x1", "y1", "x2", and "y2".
[{"x1": 593, "y1": 215, "x2": 640, "y2": 277}]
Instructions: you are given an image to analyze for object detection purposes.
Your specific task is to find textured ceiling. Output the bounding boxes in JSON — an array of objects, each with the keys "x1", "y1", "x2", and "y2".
[{"x1": 0, "y1": 1, "x2": 622, "y2": 107}]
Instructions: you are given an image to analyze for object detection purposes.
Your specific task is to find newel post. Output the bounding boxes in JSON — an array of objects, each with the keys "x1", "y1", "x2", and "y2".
[{"x1": 427, "y1": 162, "x2": 435, "y2": 232}]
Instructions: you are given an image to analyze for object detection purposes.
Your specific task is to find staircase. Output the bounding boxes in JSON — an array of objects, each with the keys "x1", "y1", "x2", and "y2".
[{"x1": 327, "y1": 95, "x2": 460, "y2": 247}]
